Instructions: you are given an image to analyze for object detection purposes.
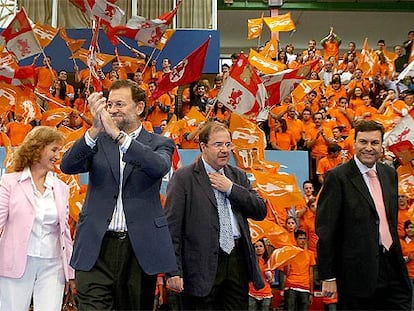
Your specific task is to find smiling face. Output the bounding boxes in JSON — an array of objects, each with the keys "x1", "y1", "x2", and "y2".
[
  {"x1": 354, "y1": 130, "x2": 383, "y2": 168},
  {"x1": 37, "y1": 142, "x2": 62, "y2": 172},
  {"x1": 106, "y1": 87, "x2": 144, "y2": 133}
]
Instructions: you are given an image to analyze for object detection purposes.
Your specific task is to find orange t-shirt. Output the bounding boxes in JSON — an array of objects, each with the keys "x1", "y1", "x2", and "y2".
[
  {"x1": 301, "y1": 212, "x2": 318, "y2": 253},
  {"x1": 146, "y1": 93, "x2": 171, "y2": 127},
  {"x1": 324, "y1": 85, "x2": 347, "y2": 108},
  {"x1": 284, "y1": 117, "x2": 304, "y2": 144},
  {"x1": 398, "y1": 208, "x2": 410, "y2": 239},
  {"x1": 6, "y1": 122, "x2": 32, "y2": 146},
  {"x1": 36, "y1": 67, "x2": 57, "y2": 94},
  {"x1": 249, "y1": 257, "x2": 273, "y2": 298},
  {"x1": 355, "y1": 106, "x2": 378, "y2": 121},
  {"x1": 306, "y1": 125, "x2": 333, "y2": 158},
  {"x1": 401, "y1": 237, "x2": 414, "y2": 279},
  {"x1": 282, "y1": 249, "x2": 316, "y2": 291},
  {"x1": 316, "y1": 156, "x2": 343, "y2": 176},
  {"x1": 329, "y1": 108, "x2": 354, "y2": 136},
  {"x1": 269, "y1": 131, "x2": 295, "y2": 150}
]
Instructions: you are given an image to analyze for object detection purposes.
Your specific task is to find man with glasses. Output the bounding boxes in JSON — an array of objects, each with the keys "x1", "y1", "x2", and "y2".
[
  {"x1": 61, "y1": 79, "x2": 177, "y2": 310},
  {"x1": 165, "y1": 122, "x2": 266, "y2": 310}
]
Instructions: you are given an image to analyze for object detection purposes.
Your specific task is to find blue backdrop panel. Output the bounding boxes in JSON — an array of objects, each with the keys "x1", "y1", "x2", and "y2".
[{"x1": 12, "y1": 29, "x2": 220, "y2": 74}]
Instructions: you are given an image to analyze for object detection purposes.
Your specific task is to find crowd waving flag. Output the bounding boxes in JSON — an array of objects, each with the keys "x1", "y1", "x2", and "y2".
[
  {"x1": 151, "y1": 37, "x2": 211, "y2": 99},
  {"x1": 217, "y1": 53, "x2": 267, "y2": 120},
  {"x1": 0, "y1": 8, "x2": 42, "y2": 61}
]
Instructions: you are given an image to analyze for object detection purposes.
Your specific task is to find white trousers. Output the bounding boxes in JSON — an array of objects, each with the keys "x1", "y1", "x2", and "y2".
[{"x1": 0, "y1": 256, "x2": 65, "y2": 311}]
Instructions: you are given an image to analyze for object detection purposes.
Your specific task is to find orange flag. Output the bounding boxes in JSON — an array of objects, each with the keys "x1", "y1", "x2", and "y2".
[
  {"x1": 114, "y1": 48, "x2": 144, "y2": 74},
  {"x1": 33, "y1": 22, "x2": 59, "y2": 48},
  {"x1": 184, "y1": 106, "x2": 207, "y2": 125},
  {"x1": 249, "y1": 219, "x2": 294, "y2": 248},
  {"x1": 59, "y1": 27, "x2": 86, "y2": 53},
  {"x1": 71, "y1": 48, "x2": 115, "y2": 69},
  {"x1": 359, "y1": 38, "x2": 376, "y2": 77},
  {"x1": 263, "y1": 12, "x2": 295, "y2": 33},
  {"x1": 0, "y1": 82, "x2": 16, "y2": 115},
  {"x1": 41, "y1": 108, "x2": 73, "y2": 127},
  {"x1": 248, "y1": 48, "x2": 286, "y2": 74},
  {"x1": 14, "y1": 87, "x2": 42, "y2": 123},
  {"x1": 229, "y1": 114, "x2": 266, "y2": 171},
  {"x1": 247, "y1": 16, "x2": 263, "y2": 40},
  {"x1": 292, "y1": 79, "x2": 323, "y2": 102},
  {"x1": 268, "y1": 245, "x2": 303, "y2": 270},
  {"x1": 259, "y1": 36, "x2": 278, "y2": 59},
  {"x1": 397, "y1": 163, "x2": 414, "y2": 199},
  {"x1": 156, "y1": 29, "x2": 176, "y2": 50},
  {"x1": 252, "y1": 169, "x2": 305, "y2": 208}
]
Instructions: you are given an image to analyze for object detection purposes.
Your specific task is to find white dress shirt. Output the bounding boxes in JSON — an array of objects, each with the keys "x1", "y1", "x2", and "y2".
[{"x1": 24, "y1": 167, "x2": 60, "y2": 258}]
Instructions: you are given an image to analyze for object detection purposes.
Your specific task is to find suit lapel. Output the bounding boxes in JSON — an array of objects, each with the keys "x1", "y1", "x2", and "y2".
[
  {"x1": 18, "y1": 174, "x2": 36, "y2": 208},
  {"x1": 193, "y1": 158, "x2": 218, "y2": 207},
  {"x1": 100, "y1": 134, "x2": 120, "y2": 184},
  {"x1": 122, "y1": 129, "x2": 151, "y2": 185},
  {"x1": 347, "y1": 159, "x2": 376, "y2": 212}
]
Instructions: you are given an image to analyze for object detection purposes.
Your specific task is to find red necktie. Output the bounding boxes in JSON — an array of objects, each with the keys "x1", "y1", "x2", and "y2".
[{"x1": 367, "y1": 169, "x2": 393, "y2": 250}]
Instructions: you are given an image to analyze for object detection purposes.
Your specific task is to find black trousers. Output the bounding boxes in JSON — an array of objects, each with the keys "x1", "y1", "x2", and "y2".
[
  {"x1": 182, "y1": 241, "x2": 249, "y2": 310},
  {"x1": 75, "y1": 232, "x2": 156, "y2": 311},
  {"x1": 338, "y1": 248, "x2": 412, "y2": 310}
]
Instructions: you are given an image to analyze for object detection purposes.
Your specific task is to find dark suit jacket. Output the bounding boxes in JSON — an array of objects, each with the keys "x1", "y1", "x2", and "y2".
[
  {"x1": 60, "y1": 128, "x2": 178, "y2": 275},
  {"x1": 315, "y1": 158, "x2": 410, "y2": 297},
  {"x1": 165, "y1": 158, "x2": 266, "y2": 297}
]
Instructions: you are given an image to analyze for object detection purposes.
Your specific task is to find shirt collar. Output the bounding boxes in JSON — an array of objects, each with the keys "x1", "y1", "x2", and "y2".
[
  {"x1": 21, "y1": 167, "x2": 55, "y2": 189},
  {"x1": 405, "y1": 236, "x2": 413, "y2": 243},
  {"x1": 354, "y1": 155, "x2": 377, "y2": 175},
  {"x1": 129, "y1": 124, "x2": 143, "y2": 140},
  {"x1": 201, "y1": 157, "x2": 224, "y2": 174}
]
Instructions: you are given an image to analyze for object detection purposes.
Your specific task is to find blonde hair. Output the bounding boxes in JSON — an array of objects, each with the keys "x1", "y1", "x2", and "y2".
[{"x1": 13, "y1": 126, "x2": 65, "y2": 172}]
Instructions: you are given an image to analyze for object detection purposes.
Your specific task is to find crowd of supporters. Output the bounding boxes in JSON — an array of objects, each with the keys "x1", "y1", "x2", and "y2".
[{"x1": 1, "y1": 29, "x2": 414, "y2": 310}]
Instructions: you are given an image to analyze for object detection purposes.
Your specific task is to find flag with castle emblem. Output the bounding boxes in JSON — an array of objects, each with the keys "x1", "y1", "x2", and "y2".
[
  {"x1": 217, "y1": 53, "x2": 267, "y2": 120},
  {"x1": 1, "y1": 8, "x2": 42, "y2": 61}
]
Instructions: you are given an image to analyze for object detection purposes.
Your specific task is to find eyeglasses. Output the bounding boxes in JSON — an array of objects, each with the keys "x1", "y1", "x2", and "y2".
[
  {"x1": 207, "y1": 142, "x2": 233, "y2": 149},
  {"x1": 106, "y1": 101, "x2": 128, "y2": 109}
]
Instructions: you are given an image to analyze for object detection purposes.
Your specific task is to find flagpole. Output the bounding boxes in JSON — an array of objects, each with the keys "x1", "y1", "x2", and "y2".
[
  {"x1": 142, "y1": 48, "x2": 157, "y2": 75},
  {"x1": 34, "y1": 91, "x2": 69, "y2": 110}
]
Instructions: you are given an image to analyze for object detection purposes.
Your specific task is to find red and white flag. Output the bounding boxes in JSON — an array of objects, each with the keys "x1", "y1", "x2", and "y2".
[
  {"x1": 0, "y1": 8, "x2": 41, "y2": 61},
  {"x1": 385, "y1": 111, "x2": 414, "y2": 164},
  {"x1": 217, "y1": 53, "x2": 267, "y2": 119},
  {"x1": 0, "y1": 51, "x2": 36, "y2": 88},
  {"x1": 151, "y1": 37, "x2": 210, "y2": 99},
  {"x1": 262, "y1": 60, "x2": 318, "y2": 107},
  {"x1": 69, "y1": 0, "x2": 124, "y2": 26},
  {"x1": 105, "y1": 0, "x2": 181, "y2": 47}
]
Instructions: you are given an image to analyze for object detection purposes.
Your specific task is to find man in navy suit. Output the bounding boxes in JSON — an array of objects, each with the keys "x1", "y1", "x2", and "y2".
[
  {"x1": 165, "y1": 122, "x2": 266, "y2": 310},
  {"x1": 316, "y1": 120, "x2": 411, "y2": 309},
  {"x1": 61, "y1": 79, "x2": 177, "y2": 310}
]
